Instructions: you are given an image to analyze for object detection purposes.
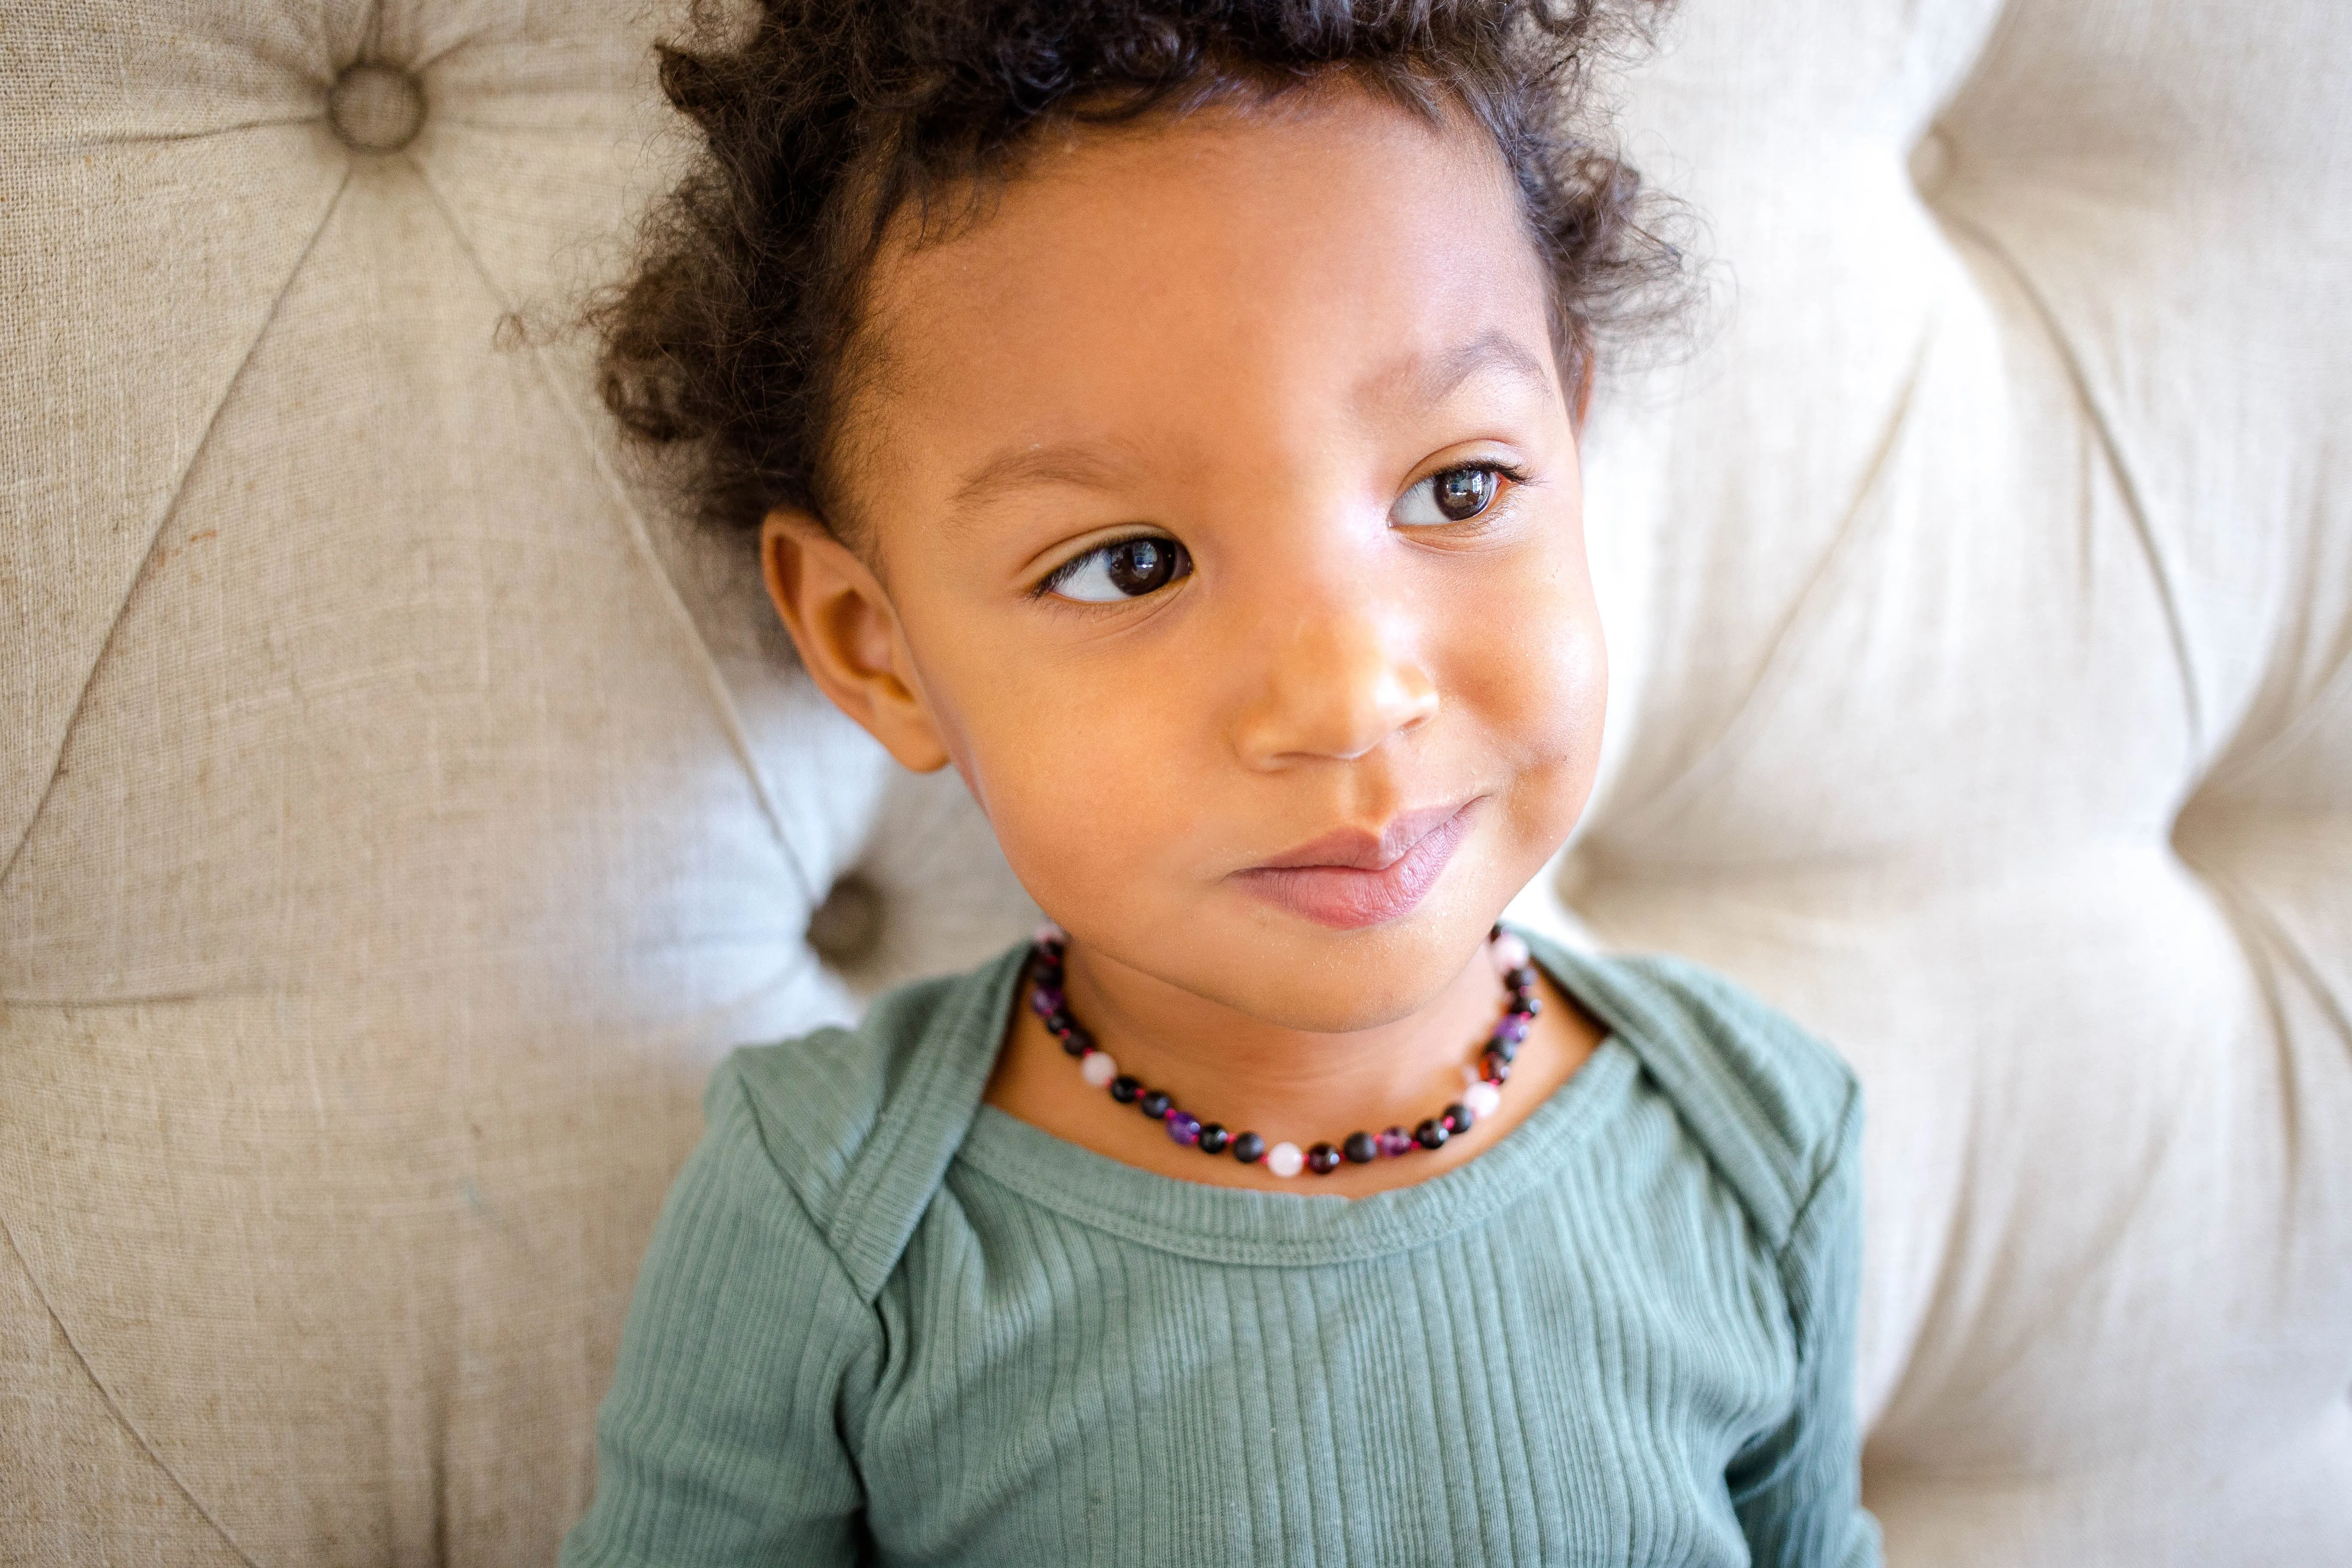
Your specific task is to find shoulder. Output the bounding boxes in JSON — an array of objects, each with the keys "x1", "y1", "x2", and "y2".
[
  {"x1": 1525, "y1": 934, "x2": 1862, "y2": 1256},
  {"x1": 701, "y1": 940, "x2": 1030, "y2": 1300}
]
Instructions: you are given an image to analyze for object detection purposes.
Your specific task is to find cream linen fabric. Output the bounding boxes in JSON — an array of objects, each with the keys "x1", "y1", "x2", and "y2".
[{"x1": 2, "y1": 0, "x2": 2345, "y2": 1563}]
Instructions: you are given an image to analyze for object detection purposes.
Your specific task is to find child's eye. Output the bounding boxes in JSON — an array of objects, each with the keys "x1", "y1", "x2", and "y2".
[
  {"x1": 1039, "y1": 535, "x2": 1193, "y2": 603},
  {"x1": 1391, "y1": 463, "x2": 1516, "y2": 529}
]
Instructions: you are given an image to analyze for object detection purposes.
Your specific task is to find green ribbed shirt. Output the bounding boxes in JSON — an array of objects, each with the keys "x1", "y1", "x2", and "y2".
[{"x1": 563, "y1": 932, "x2": 1880, "y2": 1567}]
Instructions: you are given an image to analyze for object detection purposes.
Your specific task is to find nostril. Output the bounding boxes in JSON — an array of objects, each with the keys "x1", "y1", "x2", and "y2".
[
  {"x1": 1237, "y1": 662, "x2": 1439, "y2": 767},
  {"x1": 328, "y1": 63, "x2": 426, "y2": 153}
]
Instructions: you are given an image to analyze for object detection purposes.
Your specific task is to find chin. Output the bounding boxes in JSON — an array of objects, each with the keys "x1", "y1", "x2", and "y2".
[{"x1": 1209, "y1": 898, "x2": 1494, "y2": 1033}]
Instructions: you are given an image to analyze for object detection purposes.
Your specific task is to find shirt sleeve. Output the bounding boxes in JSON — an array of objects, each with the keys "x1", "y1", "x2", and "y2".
[
  {"x1": 561, "y1": 1059, "x2": 879, "y2": 1568},
  {"x1": 1726, "y1": 1083, "x2": 1884, "y2": 1568}
]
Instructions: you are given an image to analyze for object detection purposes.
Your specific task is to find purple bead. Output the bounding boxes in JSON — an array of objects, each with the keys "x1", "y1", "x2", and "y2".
[
  {"x1": 1375, "y1": 1127, "x2": 1415, "y2": 1158},
  {"x1": 1492, "y1": 1015, "x2": 1529, "y2": 1044},
  {"x1": 1030, "y1": 987, "x2": 1065, "y2": 1017},
  {"x1": 1166, "y1": 1110, "x2": 1201, "y2": 1146}
]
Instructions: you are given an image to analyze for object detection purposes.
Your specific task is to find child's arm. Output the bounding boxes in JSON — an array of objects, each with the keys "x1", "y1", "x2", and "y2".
[
  {"x1": 1726, "y1": 1087, "x2": 1884, "y2": 1568},
  {"x1": 562, "y1": 1061, "x2": 878, "y2": 1567}
]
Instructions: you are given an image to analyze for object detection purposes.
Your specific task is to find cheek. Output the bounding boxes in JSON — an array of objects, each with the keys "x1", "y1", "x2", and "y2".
[
  {"x1": 1450, "y1": 549, "x2": 1608, "y2": 827},
  {"x1": 913, "y1": 623, "x2": 1213, "y2": 924}
]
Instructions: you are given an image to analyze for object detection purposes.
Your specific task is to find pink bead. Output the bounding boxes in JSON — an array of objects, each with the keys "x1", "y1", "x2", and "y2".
[
  {"x1": 1464, "y1": 1081, "x2": 1502, "y2": 1119},
  {"x1": 1490, "y1": 933, "x2": 1530, "y2": 974},
  {"x1": 1375, "y1": 1127, "x2": 1415, "y2": 1158}
]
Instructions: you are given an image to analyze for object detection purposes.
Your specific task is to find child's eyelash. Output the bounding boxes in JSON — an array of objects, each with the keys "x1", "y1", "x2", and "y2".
[
  {"x1": 1446, "y1": 459, "x2": 1534, "y2": 496},
  {"x1": 1030, "y1": 461, "x2": 1528, "y2": 599},
  {"x1": 1029, "y1": 534, "x2": 1162, "y2": 600}
]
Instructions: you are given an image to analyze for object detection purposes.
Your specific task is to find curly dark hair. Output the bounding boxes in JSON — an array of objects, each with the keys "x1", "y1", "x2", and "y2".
[{"x1": 595, "y1": 0, "x2": 1683, "y2": 540}]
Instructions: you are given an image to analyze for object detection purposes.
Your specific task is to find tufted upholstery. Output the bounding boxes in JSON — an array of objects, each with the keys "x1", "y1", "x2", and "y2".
[{"x1": 2, "y1": 1, "x2": 2345, "y2": 1563}]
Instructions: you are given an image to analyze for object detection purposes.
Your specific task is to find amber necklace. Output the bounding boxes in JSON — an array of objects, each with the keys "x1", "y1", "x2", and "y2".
[{"x1": 1026, "y1": 923, "x2": 1538, "y2": 1177}]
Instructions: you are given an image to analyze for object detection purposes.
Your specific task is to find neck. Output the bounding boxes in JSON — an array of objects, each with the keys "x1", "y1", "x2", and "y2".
[{"x1": 1057, "y1": 935, "x2": 1510, "y2": 1143}]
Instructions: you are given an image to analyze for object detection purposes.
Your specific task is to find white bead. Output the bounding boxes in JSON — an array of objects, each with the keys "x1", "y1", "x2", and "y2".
[
  {"x1": 1079, "y1": 1051, "x2": 1116, "y2": 1087},
  {"x1": 1265, "y1": 1141, "x2": 1305, "y2": 1178},
  {"x1": 1491, "y1": 933, "x2": 1531, "y2": 974},
  {"x1": 1465, "y1": 1081, "x2": 1502, "y2": 1119},
  {"x1": 1034, "y1": 920, "x2": 1068, "y2": 947}
]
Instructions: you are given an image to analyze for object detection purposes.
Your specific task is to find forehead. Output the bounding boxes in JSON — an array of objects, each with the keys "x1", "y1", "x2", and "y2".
[{"x1": 843, "y1": 84, "x2": 1557, "y2": 511}]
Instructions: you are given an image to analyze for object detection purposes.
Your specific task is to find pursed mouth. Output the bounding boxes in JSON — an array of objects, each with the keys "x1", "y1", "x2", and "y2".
[{"x1": 1228, "y1": 798, "x2": 1481, "y2": 929}]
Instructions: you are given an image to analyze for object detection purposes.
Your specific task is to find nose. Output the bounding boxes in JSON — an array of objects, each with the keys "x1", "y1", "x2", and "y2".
[{"x1": 1231, "y1": 602, "x2": 1440, "y2": 768}]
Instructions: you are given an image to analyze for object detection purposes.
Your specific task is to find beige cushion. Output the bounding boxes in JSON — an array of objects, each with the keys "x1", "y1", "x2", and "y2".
[{"x1": 3, "y1": 0, "x2": 2345, "y2": 1562}]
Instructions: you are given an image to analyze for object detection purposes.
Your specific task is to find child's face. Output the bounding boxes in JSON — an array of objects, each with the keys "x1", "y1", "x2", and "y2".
[{"x1": 768, "y1": 83, "x2": 1606, "y2": 1032}]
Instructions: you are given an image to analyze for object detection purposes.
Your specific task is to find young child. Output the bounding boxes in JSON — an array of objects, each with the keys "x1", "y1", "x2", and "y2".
[{"x1": 565, "y1": 2, "x2": 1878, "y2": 1563}]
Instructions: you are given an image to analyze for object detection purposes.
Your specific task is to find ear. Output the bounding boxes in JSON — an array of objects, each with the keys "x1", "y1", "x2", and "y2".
[{"x1": 761, "y1": 508, "x2": 953, "y2": 773}]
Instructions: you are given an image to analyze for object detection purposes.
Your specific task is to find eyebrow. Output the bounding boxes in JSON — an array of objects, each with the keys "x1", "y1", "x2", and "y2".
[
  {"x1": 1375, "y1": 329, "x2": 1559, "y2": 411},
  {"x1": 950, "y1": 442, "x2": 1130, "y2": 516},
  {"x1": 946, "y1": 331, "x2": 1556, "y2": 517}
]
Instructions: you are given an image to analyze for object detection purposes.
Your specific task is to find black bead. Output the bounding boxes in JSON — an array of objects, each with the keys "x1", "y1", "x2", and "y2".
[
  {"x1": 1414, "y1": 1118, "x2": 1449, "y2": 1150},
  {"x1": 1490, "y1": 923, "x2": 1504, "y2": 942},
  {"x1": 1481, "y1": 1052, "x2": 1512, "y2": 1083},
  {"x1": 1044, "y1": 1010, "x2": 1075, "y2": 1036},
  {"x1": 1442, "y1": 1101, "x2": 1474, "y2": 1135},
  {"x1": 1342, "y1": 1130, "x2": 1378, "y2": 1164},
  {"x1": 1491, "y1": 1036, "x2": 1519, "y2": 1063},
  {"x1": 1306, "y1": 1142, "x2": 1343, "y2": 1175},
  {"x1": 1110, "y1": 1075, "x2": 1142, "y2": 1103},
  {"x1": 1231, "y1": 1131, "x2": 1266, "y2": 1164},
  {"x1": 1504, "y1": 965, "x2": 1537, "y2": 991},
  {"x1": 1060, "y1": 1026, "x2": 1093, "y2": 1057},
  {"x1": 1514, "y1": 992, "x2": 1541, "y2": 1017},
  {"x1": 1197, "y1": 1123, "x2": 1231, "y2": 1155},
  {"x1": 1139, "y1": 1089, "x2": 1173, "y2": 1120}
]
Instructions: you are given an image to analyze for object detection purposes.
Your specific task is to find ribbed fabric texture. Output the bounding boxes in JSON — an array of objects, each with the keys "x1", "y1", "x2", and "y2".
[{"x1": 562, "y1": 933, "x2": 1881, "y2": 1567}]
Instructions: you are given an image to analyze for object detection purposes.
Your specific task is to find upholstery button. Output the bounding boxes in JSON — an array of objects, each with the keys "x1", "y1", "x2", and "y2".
[
  {"x1": 1908, "y1": 126, "x2": 1954, "y2": 200},
  {"x1": 327, "y1": 63, "x2": 426, "y2": 153},
  {"x1": 806, "y1": 873, "x2": 885, "y2": 968}
]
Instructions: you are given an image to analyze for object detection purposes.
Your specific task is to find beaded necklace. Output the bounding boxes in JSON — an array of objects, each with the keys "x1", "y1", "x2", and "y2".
[{"x1": 1026, "y1": 923, "x2": 1540, "y2": 1178}]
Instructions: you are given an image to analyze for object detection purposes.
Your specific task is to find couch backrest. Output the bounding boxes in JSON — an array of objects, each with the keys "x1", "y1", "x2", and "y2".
[{"x1": 4, "y1": 1, "x2": 2346, "y2": 1562}]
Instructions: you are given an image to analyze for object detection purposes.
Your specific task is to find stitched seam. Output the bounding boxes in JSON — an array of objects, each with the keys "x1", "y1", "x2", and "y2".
[
  {"x1": 405, "y1": 156, "x2": 823, "y2": 911},
  {"x1": 0, "y1": 163, "x2": 356, "y2": 892},
  {"x1": 1935, "y1": 204, "x2": 2207, "y2": 760},
  {"x1": 0, "y1": 1207, "x2": 263, "y2": 1568},
  {"x1": 1605, "y1": 329, "x2": 1935, "y2": 842}
]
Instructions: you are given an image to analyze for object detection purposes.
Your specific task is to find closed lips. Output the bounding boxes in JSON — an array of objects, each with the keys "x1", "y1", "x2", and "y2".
[{"x1": 1230, "y1": 800, "x2": 1479, "y2": 929}]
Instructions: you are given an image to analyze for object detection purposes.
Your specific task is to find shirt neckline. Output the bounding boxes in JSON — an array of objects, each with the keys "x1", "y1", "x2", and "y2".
[{"x1": 949, "y1": 931, "x2": 1638, "y2": 1266}]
